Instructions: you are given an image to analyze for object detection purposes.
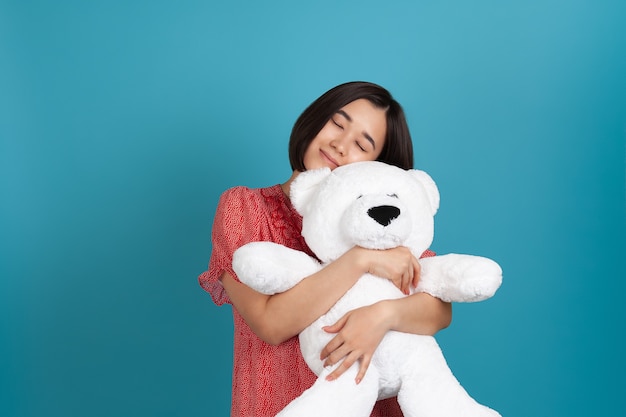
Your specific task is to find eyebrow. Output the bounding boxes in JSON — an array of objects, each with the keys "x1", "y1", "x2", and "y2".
[{"x1": 336, "y1": 110, "x2": 377, "y2": 150}]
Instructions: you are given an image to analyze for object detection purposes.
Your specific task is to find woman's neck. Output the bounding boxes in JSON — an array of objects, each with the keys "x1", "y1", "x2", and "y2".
[{"x1": 281, "y1": 171, "x2": 300, "y2": 196}]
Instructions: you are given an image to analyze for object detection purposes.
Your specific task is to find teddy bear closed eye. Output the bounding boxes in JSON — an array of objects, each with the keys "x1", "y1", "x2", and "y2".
[{"x1": 233, "y1": 160, "x2": 502, "y2": 417}]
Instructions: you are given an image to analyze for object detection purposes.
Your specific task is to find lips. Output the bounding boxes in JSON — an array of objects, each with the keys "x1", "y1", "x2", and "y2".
[{"x1": 320, "y1": 149, "x2": 339, "y2": 168}]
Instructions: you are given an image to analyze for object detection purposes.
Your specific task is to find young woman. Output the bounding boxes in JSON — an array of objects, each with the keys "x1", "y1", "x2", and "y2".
[{"x1": 199, "y1": 81, "x2": 452, "y2": 416}]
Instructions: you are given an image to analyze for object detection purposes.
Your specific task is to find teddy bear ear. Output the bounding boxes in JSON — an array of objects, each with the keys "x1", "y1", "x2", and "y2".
[
  {"x1": 290, "y1": 167, "x2": 332, "y2": 215},
  {"x1": 409, "y1": 169, "x2": 440, "y2": 215}
]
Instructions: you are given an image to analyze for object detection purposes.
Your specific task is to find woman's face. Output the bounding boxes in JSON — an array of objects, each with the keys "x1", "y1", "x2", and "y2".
[{"x1": 303, "y1": 98, "x2": 387, "y2": 170}]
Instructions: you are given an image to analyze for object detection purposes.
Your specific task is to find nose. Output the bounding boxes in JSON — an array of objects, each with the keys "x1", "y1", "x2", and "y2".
[
  {"x1": 368, "y1": 205, "x2": 401, "y2": 226},
  {"x1": 330, "y1": 137, "x2": 346, "y2": 155}
]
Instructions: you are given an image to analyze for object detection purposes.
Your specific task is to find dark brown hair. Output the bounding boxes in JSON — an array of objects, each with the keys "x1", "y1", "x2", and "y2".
[{"x1": 288, "y1": 81, "x2": 414, "y2": 170}]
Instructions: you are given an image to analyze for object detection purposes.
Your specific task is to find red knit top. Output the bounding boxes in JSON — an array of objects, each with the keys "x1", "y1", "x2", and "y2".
[{"x1": 199, "y1": 184, "x2": 423, "y2": 416}]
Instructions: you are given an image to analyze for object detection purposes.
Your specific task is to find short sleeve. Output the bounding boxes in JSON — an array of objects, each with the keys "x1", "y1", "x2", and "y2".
[{"x1": 198, "y1": 186, "x2": 269, "y2": 306}]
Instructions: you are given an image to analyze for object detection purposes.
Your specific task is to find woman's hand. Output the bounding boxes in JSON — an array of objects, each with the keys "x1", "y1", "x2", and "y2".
[
  {"x1": 319, "y1": 302, "x2": 393, "y2": 384},
  {"x1": 317, "y1": 293, "x2": 452, "y2": 384},
  {"x1": 355, "y1": 246, "x2": 421, "y2": 295},
  {"x1": 315, "y1": 247, "x2": 422, "y2": 383}
]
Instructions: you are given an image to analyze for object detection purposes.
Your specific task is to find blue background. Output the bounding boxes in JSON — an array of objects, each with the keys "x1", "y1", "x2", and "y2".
[{"x1": 1, "y1": 1, "x2": 625, "y2": 416}]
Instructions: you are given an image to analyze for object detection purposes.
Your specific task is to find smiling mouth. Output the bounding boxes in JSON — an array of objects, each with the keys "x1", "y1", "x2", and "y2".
[{"x1": 320, "y1": 150, "x2": 339, "y2": 168}]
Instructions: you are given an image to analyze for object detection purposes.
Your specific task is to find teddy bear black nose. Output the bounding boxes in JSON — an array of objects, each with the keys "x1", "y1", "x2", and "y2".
[{"x1": 368, "y1": 205, "x2": 401, "y2": 227}]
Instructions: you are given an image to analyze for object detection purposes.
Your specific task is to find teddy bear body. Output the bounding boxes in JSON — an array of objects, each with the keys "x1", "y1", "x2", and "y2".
[{"x1": 233, "y1": 161, "x2": 502, "y2": 417}]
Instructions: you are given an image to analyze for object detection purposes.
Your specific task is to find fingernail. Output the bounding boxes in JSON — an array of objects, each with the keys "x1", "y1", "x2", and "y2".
[
  {"x1": 355, "y1": 378, "x2": 361, "y2": 385},
  {"x1": 326, "y1": 375, "x2": 335, "y2": 381}
]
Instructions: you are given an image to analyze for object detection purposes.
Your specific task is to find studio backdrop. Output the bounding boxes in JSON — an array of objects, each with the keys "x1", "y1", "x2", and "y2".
[{"x1": 1, "y1": 1, "x2": 625, "y2": 416}]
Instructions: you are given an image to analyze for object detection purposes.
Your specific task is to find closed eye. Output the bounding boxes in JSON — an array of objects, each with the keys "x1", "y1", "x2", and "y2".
[
  {"x1": 335, "y1": 109, "x2": 377, "y2": 150},
  {"x1": 388, "y1": 193, "x2": 398, "y2": 198}
]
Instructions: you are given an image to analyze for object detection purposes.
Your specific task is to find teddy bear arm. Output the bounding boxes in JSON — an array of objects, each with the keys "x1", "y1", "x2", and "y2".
[
  {"x1": 232, "y1": 241, "x2": 323, "y2": 295},
  {"x1": 415, "y1": 254, "x2": 502, "y2": 302}
]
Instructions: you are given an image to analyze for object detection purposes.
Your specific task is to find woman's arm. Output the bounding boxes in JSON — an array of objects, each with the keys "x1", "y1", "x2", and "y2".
[
  {"x1": 319, "y1": 281, "x2": 452, "y2": 383},
  {"x1": 222, "y1": 246, "x2": 418, "y2": 346},
  {"x1": 384, "y1": 292, "x2": 452, "y2": 335}
]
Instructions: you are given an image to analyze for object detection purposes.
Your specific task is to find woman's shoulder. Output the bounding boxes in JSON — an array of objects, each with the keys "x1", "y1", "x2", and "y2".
[
  {"x1": 219, "y1": 184, "x2": 282, "y2": 204},
  {"x1": 216, "y1": 184, "x2": 286, "y2": 215}
]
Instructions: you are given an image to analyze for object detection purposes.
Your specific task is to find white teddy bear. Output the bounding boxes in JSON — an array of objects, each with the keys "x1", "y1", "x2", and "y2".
[{"x1": 233, "y1": 161, "x2": 502, "y2": 417}]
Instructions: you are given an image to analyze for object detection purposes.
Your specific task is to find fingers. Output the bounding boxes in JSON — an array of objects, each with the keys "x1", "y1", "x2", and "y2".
[
  {"x1": 400, "y1": 256, "x2": 417, "y2": 295},
  {"x1": 369, "y1": 246, "x2": 419, "y2": 294},
  {"x1": 322, "y1": 314, "x2": 347, "y2": 335},
  {"x1": 411, "y1": 256, "x2": 421, "y2": 288},
  {"x1": 325, "y1": 354, "x2": 353, "y2": 382},
  {"x1": 402, "y1": 253, "x2": 421, "y2": 293},
  {"x1": 324, "y1": 350, "x2": 373, "y2": 384},
  {"x1": 355, "y1": 354, "x2": 372, "y2": 385},
  {"x1": 320, "y1": 333, "x2": 343, "y2": 361},
  {"x1": 320, "y1": 315, "x2": 348, "y2": 359},
  {"x1": 319, "y1": 306, "x2": 386, "y2": 384},
  {"x1": 402, "y1": 262, "x2": 413, "y2": 295},
  {"x1": 322, "y1": 339, "x2": 349, "y2": 368},
  {"x1": 325, "y1": 350, "x2": 371, "y2": 384}
]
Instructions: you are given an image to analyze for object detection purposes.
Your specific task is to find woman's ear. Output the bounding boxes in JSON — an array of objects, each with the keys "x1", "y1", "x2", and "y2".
[{"x1": 290, "y1": 167, "x2": 332, "y2": 215}]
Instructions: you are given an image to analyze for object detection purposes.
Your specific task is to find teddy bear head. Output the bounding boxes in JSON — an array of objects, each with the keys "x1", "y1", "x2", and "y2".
[{"x1": 290, "y1": 161, "x2": 440, "y2": 263}]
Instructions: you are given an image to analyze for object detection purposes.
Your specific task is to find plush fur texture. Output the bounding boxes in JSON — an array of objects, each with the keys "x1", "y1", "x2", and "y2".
[{"x1": 233, "y1": 161, "x2": 502, "y2": 417}]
